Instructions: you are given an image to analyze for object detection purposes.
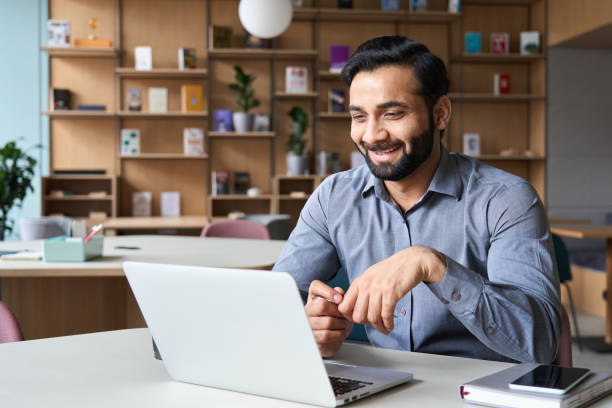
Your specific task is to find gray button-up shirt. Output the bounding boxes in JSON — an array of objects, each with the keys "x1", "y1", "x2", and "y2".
[{"x1": 273, "y1": 146, "x2": 561, "y2": 363}]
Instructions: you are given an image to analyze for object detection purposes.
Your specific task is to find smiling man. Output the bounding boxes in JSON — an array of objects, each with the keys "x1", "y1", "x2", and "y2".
[{"x1": 272, "y1": 36, "x2": 561, "y2": 363}]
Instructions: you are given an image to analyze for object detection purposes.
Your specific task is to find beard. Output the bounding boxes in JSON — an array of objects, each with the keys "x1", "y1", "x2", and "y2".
[{"x1": 357, "y1": 118, "x2": 435, "y2": 182}]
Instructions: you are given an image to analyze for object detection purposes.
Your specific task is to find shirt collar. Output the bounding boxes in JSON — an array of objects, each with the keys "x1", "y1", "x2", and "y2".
[{"x1": 361, "y1": 144, "x2": 462, "y2": 201}]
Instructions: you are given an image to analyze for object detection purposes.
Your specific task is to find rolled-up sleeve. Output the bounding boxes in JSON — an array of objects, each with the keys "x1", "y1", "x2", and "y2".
[{"x1": 427, "y1": 181, "x2": 562, "y2": 363}]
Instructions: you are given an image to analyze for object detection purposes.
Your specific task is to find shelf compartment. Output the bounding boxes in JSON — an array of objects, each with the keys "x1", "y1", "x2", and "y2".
[
  {"x1": 208, "y1": 131, "x2": 275, "y2": 138},
  {"x1": 452, "y1": 53, "x2": 546, "y2": 63},
  {"x1": 42, "y1": 110, "x2": 115, "y2": 119},
  {"x1": 208, "y1": 48, "x2": 318, "y2": 60},
  {"x1": 115, "y1": 68, "x2": 207, "y2": 78},
  {"x1": 275, "y1": 92, "x2": 319, "y2": 99},
  {"x1": 41, "y1": 46, "x2": 118, "y2": 58},
  {"x1": 210, "y1": 194, "x2": 274, "y2": 200},
  {"x1": 448, "y1": 93, "x2": 546, "y2": 102},
  {"x1": 298, "y1": 8, "x2": 460, "y2": 23},
  {"x1": 44, "y1": 195, "x2": 113, "y2": 201},
  {"x1": 119, "y1": 154, "x2": 209, "y2": 160},
  {"x1": 117, "y1": 111, "x2": 208, "y2": 119}
]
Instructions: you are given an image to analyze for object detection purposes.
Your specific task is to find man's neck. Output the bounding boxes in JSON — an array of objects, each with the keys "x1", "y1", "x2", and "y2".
[{"x1": 383, "y1": 142, "x2": 441, "y2": 213}]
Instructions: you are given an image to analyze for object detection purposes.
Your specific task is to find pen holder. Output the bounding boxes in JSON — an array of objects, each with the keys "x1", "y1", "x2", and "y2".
[{"x1": 43, "y1": 235, "x2": 104, "y2": 262}]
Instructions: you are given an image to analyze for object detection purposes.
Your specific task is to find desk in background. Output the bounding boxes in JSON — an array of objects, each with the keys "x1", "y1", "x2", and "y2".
[
  {"x1": 102, "y1": 216, "x2": 209, "y2": 235},
  {"x1": 0, "y1": 235, "x2": 285, "y2": 340}
]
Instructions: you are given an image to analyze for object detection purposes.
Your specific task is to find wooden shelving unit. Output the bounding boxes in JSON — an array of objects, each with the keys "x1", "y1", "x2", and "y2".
[
  {"x1": 40, "y1": 46, "x2": 118, "y2": 58},
  {"x1": 115, "y1": 68, "x2": 208, "y2": 78},
  {"x1": 41, "y1": 176, "x2": 117, "y2": 218},
  {"x1": 42, "y1": 110, "x2": 115, "y2": 118},
  {"x1": 275, "y1": 92, "x2": 319, "y2": 100},
  {"x1": 116, "y1": 111, "x2": 208, "y2": 118},
  {"x1": 448, "y1": 93, "x2": 546, "y2": 102},
  {"x1": 208, "y1": 131, "x2": 275, "y2": 139},
  {"x1": 119, "y1": 154, "x2": 209, "y2": 160}
]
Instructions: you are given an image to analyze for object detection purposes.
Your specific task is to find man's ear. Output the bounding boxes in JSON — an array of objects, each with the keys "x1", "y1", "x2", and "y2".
[{"x1": 433, "y1": 95, "x2": 451, "y2": 132}]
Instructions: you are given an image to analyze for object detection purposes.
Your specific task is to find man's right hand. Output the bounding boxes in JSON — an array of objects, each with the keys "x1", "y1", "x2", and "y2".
[{"x1": 305, "y1": 280, "x2": 353, "y2": 357}]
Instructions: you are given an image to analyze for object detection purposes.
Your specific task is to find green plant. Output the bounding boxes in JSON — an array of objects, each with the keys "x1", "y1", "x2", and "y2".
[
  {"x1": 285, "y1": 106, "x2": 308, "y2": 156},
  {"x1": 228, "y1": 65, "x2": 261, "y2": 113},
  {"x1": 0, "y1": 141, "x2": 38, "y2": 240}
]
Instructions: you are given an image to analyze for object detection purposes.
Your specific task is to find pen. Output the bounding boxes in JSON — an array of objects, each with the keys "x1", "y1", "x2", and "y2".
[
  {"x1": 311, "y1": 295, "x2": 398, "y2": 318},
  {"x1": 83, "y1": 224, "x2": 103, "y2": 243}
]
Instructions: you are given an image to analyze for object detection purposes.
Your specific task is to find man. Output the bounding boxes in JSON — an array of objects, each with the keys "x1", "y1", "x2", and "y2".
[{"x1": 273, "y1": 36, "x2": 561, "y2": 363}]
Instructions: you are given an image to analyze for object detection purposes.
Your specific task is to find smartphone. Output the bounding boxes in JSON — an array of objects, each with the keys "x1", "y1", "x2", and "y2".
[{"x1": 509, "y1": 365, "x2": 590, "y2": 395}]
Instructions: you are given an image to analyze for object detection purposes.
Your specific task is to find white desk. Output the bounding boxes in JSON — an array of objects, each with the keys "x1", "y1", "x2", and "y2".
[
  {"x1": 2, "y1": 329, "x2": 611, "y2": 407},
  {"x1": 0, "y1": 236, "x2": 285, "y2": 339}
]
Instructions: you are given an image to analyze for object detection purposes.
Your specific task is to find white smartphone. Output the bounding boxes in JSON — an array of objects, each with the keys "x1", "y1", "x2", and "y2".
[{"x1": 509, "y1": 365, "x2": 591, "y2": 395}]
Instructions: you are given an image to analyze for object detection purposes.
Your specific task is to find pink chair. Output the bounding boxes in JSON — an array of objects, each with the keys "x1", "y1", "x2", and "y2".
[
  {"x1": 201, "y1": 219, "x2": 270, "y2": 240},
  {"x1": 0, "y1": 301, "x2": 23, "y2": 344},
  {"x1": 553, "y1": 305, "x2": 573, "y2": 367}
]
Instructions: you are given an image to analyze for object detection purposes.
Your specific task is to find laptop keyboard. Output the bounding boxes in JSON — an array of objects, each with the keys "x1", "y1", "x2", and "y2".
[{"x1": 329, "y1": 376, "x2": 373, "y2": 396}]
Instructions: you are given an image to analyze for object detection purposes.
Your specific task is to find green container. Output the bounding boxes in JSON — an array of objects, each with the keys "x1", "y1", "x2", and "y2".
[{"x1": 43, "y1": 235, "x2": 104, "y2": 262}]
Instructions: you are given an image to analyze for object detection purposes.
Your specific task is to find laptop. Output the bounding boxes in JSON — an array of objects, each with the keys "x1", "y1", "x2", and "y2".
[{"x1": 123, "y1": 261, "x2": 413, "y2": 407}]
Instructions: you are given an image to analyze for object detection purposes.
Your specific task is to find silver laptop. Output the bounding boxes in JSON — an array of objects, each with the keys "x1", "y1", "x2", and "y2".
[{"x1": 123, "y1": 261, "x2": 412, "y2": 407}]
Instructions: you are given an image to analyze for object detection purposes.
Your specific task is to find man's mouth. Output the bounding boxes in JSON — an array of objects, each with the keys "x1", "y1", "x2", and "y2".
[{"x1": 366, "y1": 144, "x2": 403, "y2": 161}]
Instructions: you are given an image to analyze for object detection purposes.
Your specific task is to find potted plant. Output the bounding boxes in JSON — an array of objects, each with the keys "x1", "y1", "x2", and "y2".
[
  {"x1": 285, "y1": 106, "x2": 309, "y2": 176},
  {"x1": 228, "y1": 65, "x2": 260, "y2": 132},
  {"x1": 0, "y1": 141, "x2": 38, "y2": 240}
]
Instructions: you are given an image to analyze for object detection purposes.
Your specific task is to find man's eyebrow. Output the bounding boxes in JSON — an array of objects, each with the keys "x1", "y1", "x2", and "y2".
[
  {"x1": 348, "y1": 105, "x2": 362, "y2": 111},
  {"x1": 377, "y1": 101, "x2": 409, "y2": 109}
]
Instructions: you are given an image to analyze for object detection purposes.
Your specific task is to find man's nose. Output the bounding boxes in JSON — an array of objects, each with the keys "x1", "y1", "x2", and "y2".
[{"x1": 362, "y1": 118, "x2": 389, "y2": 146}]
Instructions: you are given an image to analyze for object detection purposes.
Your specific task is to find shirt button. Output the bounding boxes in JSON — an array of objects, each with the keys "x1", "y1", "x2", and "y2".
[
  {"x1": 486, "y1": 326, "x2": 496, "y2": 335},
  {"x1": 400, "y1": 309, "x2": 406, "y2": 316},
  {"x1": 440, "y1": 298, "x2": 449, "y2": 305},
  {"x1": 452, "y1": 290, "x2": 461, "y2": 301}
]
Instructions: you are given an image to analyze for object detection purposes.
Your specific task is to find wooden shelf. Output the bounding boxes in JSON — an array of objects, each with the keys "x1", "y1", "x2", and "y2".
[
  {"x1": 41, "y1": 46, "x2": 118, "y2": 58},
  {"x1": 103, "y1": 216, "x2": 208, "y2": 231},
  {"x1": 117, "y1": 111, "x2": 208, "y2": 119},
  {"x1": 448, "y1": 93, "x2": 546, "y2": 102},
  {"x1": 48, "y1": 174, "x2": 113, "y2": 180},
  {"x1": 210, "y1": 195, "x2": 273, "y2": 200},
  {"x1": 473, "y1": 154, "x2": 546, "y2": 161},
  {"x1": 208, "y1": 131, "x2": 275, "y2": 138},
  {"x1": 119, "y1": 154, "x2": 209, "y2": 160},
  {"x1": 294, "y1": 8, "x2": 460, "y2": 23},
  {"x1": 275, "y1": 92, "x2": 319, "y2": 99},
  {"x1": 277, "y1": 194, "x2": 310, "y2": 200},
  {"x1": 115, "y1": 68, "x2": 207, "y2": 78},
  {"x1": 44, "y1": 195, "x2": 113, "y2": 200},
  {"x1": 462, "y1": 0, "x2": 539, "y2": 5},
  {"x1": 452, "y1": 53, "x2": 546, "y2": 63},
  {"x1": 208, "y1": 48, "x2": 318, "y2": 60},
  {"x1": 275, "y1": 175, "x2": 322, "y2": 180},
  {"x1": 318, "y1": 112, "x2": 351, "y2": 119},
  {"x1": 319, "y1": 71, "x2": 342, "y2": 80},
  {"x1": 42, "y1": 110, "x2": 115, "y2": 119}
]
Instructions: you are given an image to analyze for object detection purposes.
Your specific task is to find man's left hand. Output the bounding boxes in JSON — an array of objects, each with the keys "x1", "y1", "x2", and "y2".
[{"x1": 338, "y1": 246, "x2": 447, "y2": 335}]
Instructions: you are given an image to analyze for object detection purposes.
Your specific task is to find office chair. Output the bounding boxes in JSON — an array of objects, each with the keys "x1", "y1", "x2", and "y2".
[
  {"x1": 326, "y1": 267, "x2": 369, "y2": 343},
  {"x1": 552, "y1": 233, "x2": 583, "y2": 351},
  {"x1": 200, "y1": 219, "x2": 270, "y2": 240},
  {"x1": 553, "y1": 305, "x2": 573, "y2": 367},
  {"x1": 0, "y1": 301, "x2": 23, "y2": 344}
]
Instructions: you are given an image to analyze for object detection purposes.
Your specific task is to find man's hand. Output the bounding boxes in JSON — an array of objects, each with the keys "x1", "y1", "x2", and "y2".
[
  {"x1": 305, "y1": 280, "x2": 353, "y2": 357},
  {"x1": 338, "y1": 246, "x2": 446, "y2": 335}
]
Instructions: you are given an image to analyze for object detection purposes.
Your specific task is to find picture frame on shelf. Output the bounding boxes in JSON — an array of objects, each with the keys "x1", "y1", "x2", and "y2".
[{"x1": 463, "y1": 133, "x2": 481, "y2": 156}]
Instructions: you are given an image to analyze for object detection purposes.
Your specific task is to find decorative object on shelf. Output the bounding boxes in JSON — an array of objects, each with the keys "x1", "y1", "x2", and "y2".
[
  {"x1": 330, "y1": 152, "x2": 342, "y2": 173},
  {"x1": 448, "y1": 0, "x2": 460, "y2": 12},
  {"x1": 208, "y1": 26, "x2": 232, "y2": 48},
  {"x1": 132, "y1": 192, "x2": 152, "y2": 217},
  {"x1": 0, "y1": 141, "x2": 37, "y2": 240},
  {"x1": 338, "y1": 0, "x2": 353, "y2": 8},
  {"x1": 214, "y1": 109, "x2": 233, "y2": 132},
  {"x1": 329, "y1": 89, "x2": 347, "y2": 112},
  {"x1": 317, "y1": 151, "x2": 330, "y2": 176},
  {"x1": 520, "y1": 31, "x2": 540, "y2": 55},
  {"x1": 183, "y1": 128, "x2": 204, "y2": 156},
  {"x1": 160, "y1": 192, "x2": 181, "y2": 217},
  {"x1": 351, "y1": 151, "x2": 366, "y2": 168},
  {"x1": 233, "y1": 172, "x2": 251, "y2": 194},
  {"x1": 127, "y1": 88, "x2": 142, "y2": 111},
  {"x1": 465, "y1": 32, "x2": 482, "y2": 53},
  {"x1": 178, "y1": 48, "x2": 196, "y2": 69},
  {"x1": 212, "y1": 171, "x2": 230, "y2": 195},
  {"x1": 135, "y1": 46, "x2": 152, "y2": 70},
  {"x1": 180, "y1": 84, "x2": 204, "y2": 113},
  {"x1": 229, "y1": 65, "x2": 260, "y2": 132},
  {"x1": 76, "y1": 104, "x2": 106, "y2": 111},
  {"x1": 499, "y1": 147, "x2": 518, "y2": 156},
  {"x1": 247, "y1": 187, "x2": 261, "y2": 197},
  {"x1": 285, "y1": 66, "x2": 308, "y2": 94},
  {"x1": 47, "y1": 20, "x2": 70, "y2": 47},
  {"x1": 285, "y1": 106, "x2": 309, "y2": 176},
  {"x1": 74, "y1": 17, "x2": 112, "y2": 48},
  {"x1": 120, "y1": 129, "x2": 140, "y2": 155},
  {"x1": 329, "y1": 45, "x2": 350, "y2": 73},
  {"x1": 410, "y1": 0, "x2": 427, "y2": 11},
  {"x1": 254, "y1": 114, "x2": 270, "y2": 132},
  {"x1": 52, "y1": 88, "x2": 71, "y2": 110},
  {"x1": 463, "y1": 133, "x2": 480, "y2": 156},
  {"x1": 243, "y1": 30, "x2": 269, "y2": 49},
  {"x1": 238, "y1": 0, "x2": 293, "y2": 39},
  {"x1": 148, "y1": 87, "x2": 168, "y2": 113},
  {"x1": 493, "y1": 73, "x2": 510, "y2": 95},
  {"x1": 490, "y1": 32, "x2": 509, "y2": 54},
  {"x1": 381, "y1": 0, "x2": 400, "y2": 11}
]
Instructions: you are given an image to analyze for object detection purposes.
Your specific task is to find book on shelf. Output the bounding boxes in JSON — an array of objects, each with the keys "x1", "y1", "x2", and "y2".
[
  {"x1": 214, "y1": 109, "x2": 232, "y2": 132},
  {"x1": 183, "y1": 128, "x2": 204, "y2": 156},
  {"x1": 410, "y1": 0, "x2": 427, "y2": 11},
  {"x1": 254, "y1": 114, "x2": 270, "y2": 132},
  {"x1": 180, "y1": 84, "x2": 204, "y2": 112},
  {"x1": 233, "y1": 172, "x2": 250, "y2": 194},
  {"x1": 338, "y1": 0, "x2": 352, "y2": 8},
  {"x1": 490, "y1": 32, "x2": 509, "y2": 54},
  {"x1": 135, "y1": 46, "x2": 152, "y2": 70},
  {"x1": 132, "y1": 192, "x2": 152, "y2": 217},
  {"x1": 285, "y1": 66, "x2": 308, "y2": 94},
  {"x1": 76, "y1": 104, "x2": 106, "y2": 111},
  {"x1": 520, "y1": 31, "x2": 540, "y2": 55},
  {"x1": 178, "y1": 48, "x2": 196, "y2": 69},
  {"x1": 209, "y1": 26, "x2": 232, "y2": 49},
  {"x1": 493, "y1": 73, "x2": 510, "y2": 95},
  {"x1": 47, "y1": 20, "x2": 70, "y2": 47},
  {"x1": 211, "y1": 171, "x2": 230, "y2": 196},
  {"x1": 463, "y1": 133, "x2": 480, "y2": 156},
  {"x1": 460, "y1": 363, "x2": 612, "y2": 408},
  {"x1": 52, "y1": 88, "x2": 71, "y2": 110},
  {"x1": 148, "y1": 87, "x2": 168, "y2": 113},
  {"x1": 465, "y1": 32, "x2": 482, "y2": 53},
  {"x1": 244, "y1": 30, "x2": 269, "y2": 49},
  {"x1": 127, "y1": 88, "x2": 142, "y2": 111},
  {"x1": 329, "y1": 89, "x2": 347, "y2": 113},
  {"x1": 160, "y1": 192, "x2": 181, "y2": 217},
  {"x1": 120, "y1": 129, "x2": 140, "y2": 155},
  {"x1": 381, "y1": 0, "x2": 400, "y2": 11},
  {"x1": 330, "y1": 45, "x2": 350, "y2": 73},
  {"x1": 448, "y1": 0, "x2": 460, "y2": 12}
]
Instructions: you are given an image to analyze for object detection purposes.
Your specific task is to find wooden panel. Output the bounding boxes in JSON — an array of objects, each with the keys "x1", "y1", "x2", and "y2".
[
  {"x1": 528, "y1": 160, "x2": 545, "y2": 203},
  {"x1": 316, "y1": 121, "x2": 357, "y2": 171},
  {"x1": 399, "y1": 24, "x2": 449, "y2": 66},
  {"x1": 279, "y1": 200, "x2": 307, "y2": 230},
  {"x1": 210, "y1": 60, "x2": 271, "y2": 116},
  {"x1": 480, "y1": 160, "x2": 528, "y2": 180},
  {"x1": 51, "y1": 58, "x2": 116, "y2": 110},
  {"x1": 50, "y1": 0, "x2": 116, "y2": 44},
  {"x1": 51, "y1": 119, "x2": 116, "y2": 174},
  {"x1": 209, "y1": 198, "x2": 272, "y2": 217},
  {"x1": 121, "y1": 0, "x2": 207, "y2": 68},
  {"x1": 120, "y1": 118, "x2": 207, "y2": 154},
  {"x1": 462, "y1": 5, "x2": 529, "y2": 53},
  {"x1": 276, "y1": 21, "x2": 314, "y2": 50},
  {"x1": 316, "y1": 0, "x2": 447, "y2": 10},
  {"x1": 45, "y1": 200, "x2": 113, "y2": 218},
  {"x1": 547, "y1": 0, "x2": 612, "y2": 46},
  {"x1": 529, "y1": 58, "x2": 546, "y2": 97},
  {"x1": 459, "y1": 64, "x2": 528, "y2": 94},
  {"x1": 209, "y1": 0, "x2": 243, "y2": 48},
  {"x1": 120, "y1": 160, "x2": 207, "y2": 216},
  {"x1": 564, "y1": 266, "x2": 607, "y2": 317},
  {"x1": 274, "y1": 100, "x2": 315, "y2": 175},
  {"x1": 528, "y1": 99, "x2": 546, "y2": 155},
  {"x1": 210, "y1": 139, "x2": 272, "y2": 193}
]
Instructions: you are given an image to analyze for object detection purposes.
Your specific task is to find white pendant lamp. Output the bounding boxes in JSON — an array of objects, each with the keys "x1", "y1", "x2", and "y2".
[{"x1": 238, "y1": 0, "x2": 293, "y2": 39}]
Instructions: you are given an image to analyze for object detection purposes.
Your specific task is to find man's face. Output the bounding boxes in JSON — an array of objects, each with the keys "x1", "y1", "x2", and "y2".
[{"x1": 349, "y1": 65, "x2": 435, "y2": 181}]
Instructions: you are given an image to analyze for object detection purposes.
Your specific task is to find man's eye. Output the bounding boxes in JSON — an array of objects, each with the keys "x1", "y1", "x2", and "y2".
[
  {"x1": 351, "y1": 114, "x2": 365, "y2": 120},
  {"x1": 385, "y1": 111, "x2": 403, "y2": 118}
]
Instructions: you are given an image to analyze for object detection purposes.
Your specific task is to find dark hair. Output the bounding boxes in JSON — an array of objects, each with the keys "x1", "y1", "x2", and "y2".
[{"x1": 341, "y1": 36, "x2": 449, "y2": 114}]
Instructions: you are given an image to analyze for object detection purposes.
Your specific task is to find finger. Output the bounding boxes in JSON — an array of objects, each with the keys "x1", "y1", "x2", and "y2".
[
  {"x1": 306, "y1": 297, "x2": 346, "y2": 319},
  {"x1": 368, "y1": 292, "x2": 388, "y2": 334},
  {"x1": 333, "y1": 286, "x2": 345, "y2": 296},
  {"x1": 381, "y1": 297, "x2": 396, "y2": 333},
  {"x1": 352, "y1": 291, "x2": 369, "y2": 324},
  {"x1": 309, "y1": 316, "x2": 351, "y2": 331},
  {"x1": 338, "y1": 285, "x2": 358, "y2": 320},
  {"x1": 308, "y1": 280, "x2": 343, "y2": 304},
  {"x1": 313, "y1": 329, "x2": 349, "y2": 344}
]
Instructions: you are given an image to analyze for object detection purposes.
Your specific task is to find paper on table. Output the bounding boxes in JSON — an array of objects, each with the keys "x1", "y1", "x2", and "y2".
[{"x1": 1, "y1": 251, "x2": 43, "y2": 261}]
